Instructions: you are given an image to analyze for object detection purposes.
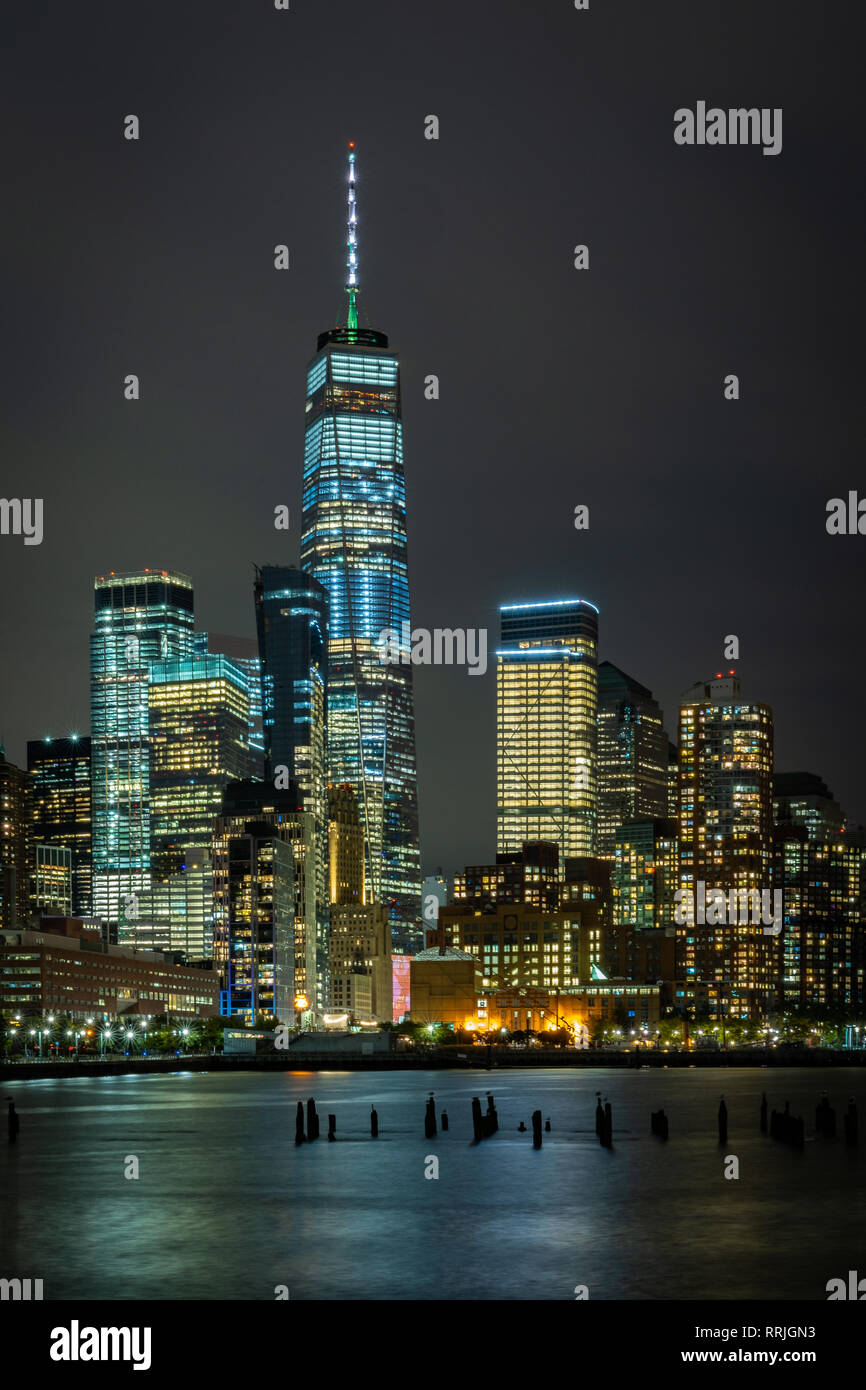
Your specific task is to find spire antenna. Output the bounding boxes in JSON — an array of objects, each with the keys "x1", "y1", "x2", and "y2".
[{"x1": 346, "y1": 142, "x2": 359, "y2": 336}]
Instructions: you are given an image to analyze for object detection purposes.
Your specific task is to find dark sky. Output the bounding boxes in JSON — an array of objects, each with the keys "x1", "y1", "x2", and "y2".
[{"x1": 2, "y1": 0, "x2": 863, "y2": 879}]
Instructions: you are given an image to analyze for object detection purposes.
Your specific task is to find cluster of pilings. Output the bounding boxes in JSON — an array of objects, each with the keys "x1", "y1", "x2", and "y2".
[
  {"x1": 595, "y1": 1092, "x2": 613, "y2": 1147},
  {"x1": 286, "y1": 1088, "x2": 860, "y2": 1152},
  {"x1": 471, "y1": 1093, "x2": 498, "y2": 1142},
  {"x1": 295, "y1": 1097, "x2": 324, "y2": 1144}
]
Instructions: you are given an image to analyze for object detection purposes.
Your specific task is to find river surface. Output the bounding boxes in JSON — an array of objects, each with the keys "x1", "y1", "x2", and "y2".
[{"x1": 1, "y1": 1067, "x2": 862, "y2": 1300}]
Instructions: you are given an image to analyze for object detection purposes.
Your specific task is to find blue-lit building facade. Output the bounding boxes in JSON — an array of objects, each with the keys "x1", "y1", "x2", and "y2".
[
  {"x1": 299, "y1": 147, "x2": 421, "y2": 943},
  {"x1": 254, "y1": 564, "x2": 330, "y2": 988},
  {"x1": 90, "y1": 570, "x2": 195, "y2": 931}
]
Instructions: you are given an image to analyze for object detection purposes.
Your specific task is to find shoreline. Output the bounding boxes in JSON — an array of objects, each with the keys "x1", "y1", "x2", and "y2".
[{"x1": 2, "y1": 1047, "x2": 864, "y2": 1079}]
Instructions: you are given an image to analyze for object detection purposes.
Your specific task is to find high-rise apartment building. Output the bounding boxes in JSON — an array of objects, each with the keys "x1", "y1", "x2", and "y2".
[
  {"x1": 773, "y1": 826, "x2": 864, "y2": 1009},
  {"x1": 27, "y1": 736, "x2": 92, "y2": 916},
  {"x1": 677, "y1": 673, "x2": 775, "y2": 1019},
  {"x1": 299, "y1": 146, "x2": 421, "y2": 942},
  {"x1": 213, "y1": 779, "x2": 321, "y2": 1019},
  {"x1": 596, "y1": 663, "x2": 667, "y2": 856},
  {"x1": 90, "y1": 570, "x2": 195, "y2": 928},
  {"x1": 497, "y1": 598, "x2": 599, "y2": 860},
  {"x1": 213, "y1": 821, "x2": 294, "y2": 1023}
]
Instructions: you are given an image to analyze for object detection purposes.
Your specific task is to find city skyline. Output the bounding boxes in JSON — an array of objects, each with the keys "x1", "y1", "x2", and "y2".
[{"x1": 2, "y1": 1, "x2": 862, "y2": 881}]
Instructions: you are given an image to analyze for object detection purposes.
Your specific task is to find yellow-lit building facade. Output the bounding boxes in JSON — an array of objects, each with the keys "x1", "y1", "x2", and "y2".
[{"x1": 496, "y1": 599, "x2": 598, "y2": 862}]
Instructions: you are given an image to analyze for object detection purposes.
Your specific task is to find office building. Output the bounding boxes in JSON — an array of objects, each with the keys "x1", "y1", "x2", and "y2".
[
  {"x1": 300, "y1": 145, "x2": 421, "y2": 942},
  {"x1": 90, "y1": 570, "x2": 195, "y2": 928},
  {"x1": 497, "y1": 598, "x2": 599, "y2": 860},
  {"x1": 329, "y1": 900, "x2": 392, "y2": 1022},
  {"x1": 27, "y1": 736, "x2": 92, "y2": 915},
  {"x1": 141, "y1": 650, "x2": 251, "y2": 958},
  {"x1": 0, "y1": 917, "x2": 218, "y2": 1021},
  {"x1": 596, "y1": 662, "x2": 668, "y2": 856},
  {"x1": 32, "y1": 844, "x2": 73, "y2": 917},
  {"x1": 329, "y1": 783, "x2": 365, "y2": 904}
]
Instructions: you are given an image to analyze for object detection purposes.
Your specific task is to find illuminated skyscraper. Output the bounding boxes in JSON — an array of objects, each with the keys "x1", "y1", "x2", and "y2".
[
  {"x1": 300, "y1": 146, "x2": 420, "y2": 941},
  {"x1": 677, "y1": 673, "x2": 776, "y2": 1019},
  {"x1": 143, "y1": 651, "x2": 251, "y2": 958},
  {"x1": 254, "y1": 565, "x2": 328, "y2": 855},
  {"x1": 496, "y1": 598, "x2": 599, "y2": 860},
  {"x1": 213, "y1": 779, "x2": 320, "y2": 1019},
  {"x1": 27, "y1": 736, "x2": 91, "y2": 915},
  {"x1": 597, "y1": 663, "x2": 668, "y2": 856},
  {"x1": 90, "y1": 570, "x2": 195, "y2": 927}
]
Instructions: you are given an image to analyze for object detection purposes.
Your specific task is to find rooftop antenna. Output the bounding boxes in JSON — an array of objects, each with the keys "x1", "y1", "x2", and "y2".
[{"x1": 346, "y1": 142, "x2": 359, "y2": 337}]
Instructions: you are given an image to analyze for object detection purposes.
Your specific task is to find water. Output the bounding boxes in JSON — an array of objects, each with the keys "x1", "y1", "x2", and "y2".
[{"x1": 1, "y1": 1068, "x2": 862, "y2": 1300}]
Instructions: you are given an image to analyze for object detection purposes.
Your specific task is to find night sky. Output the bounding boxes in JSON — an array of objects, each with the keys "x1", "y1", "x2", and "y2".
[{"x1": 2, "y1": 0, "x2": 863, "y2": 879}]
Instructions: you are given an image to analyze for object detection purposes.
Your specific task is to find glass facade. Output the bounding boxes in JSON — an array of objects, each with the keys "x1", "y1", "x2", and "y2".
[
  {"x1": 496, "y1": 599, "x2": 599, "y2": 860},
  {"x1": 27, "y1": 736, "x2": 92, "y2": 916},
  {"x1": 300, "y1": 333, "x2": 421, "y2": 940},
  {"x1": 218, "y1": 826, "x2": 294, "y2": 1023},
  {"x1": 597, "y1": 663, "x2": 668, "y2": 857},
  {"x1": 142, "y1": 652, "x2": 251, "y2": 958},
  {"x1": 90, "y1": 570, "x2": 195, "y2": 927},
  {"x1": 612, "y1": 818, "x2": 678, "y2": 930}
]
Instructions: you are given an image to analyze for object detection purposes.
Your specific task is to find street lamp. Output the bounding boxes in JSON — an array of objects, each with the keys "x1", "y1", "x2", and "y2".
[{"x1": 293, "y1": 992, "x2": 309, "y2": 1035}]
